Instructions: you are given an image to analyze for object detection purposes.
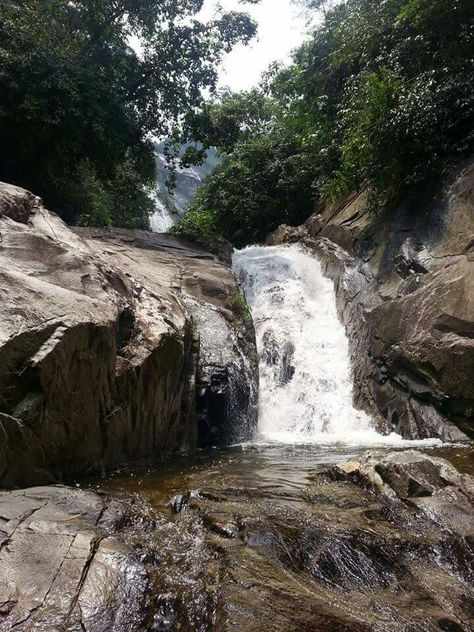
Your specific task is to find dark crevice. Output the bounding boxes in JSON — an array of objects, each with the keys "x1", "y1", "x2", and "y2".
[{"x1": 116, "y1": 307, "x2": 136, "y2": 355}]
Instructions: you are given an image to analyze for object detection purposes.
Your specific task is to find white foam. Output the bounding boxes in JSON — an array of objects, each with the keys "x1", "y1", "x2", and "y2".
[
  {"x1": 233, "y1": 244, "x2": 442, "y2": 448},
  {"x1": 150, "y1": 196, "x2": 175, "y2": 232}
]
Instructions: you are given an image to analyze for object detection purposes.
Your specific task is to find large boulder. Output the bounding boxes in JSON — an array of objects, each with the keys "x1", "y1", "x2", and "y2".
[
  {"x1": 0, "y1": 183, "x2": 257, "y2": 488},
  {"x1": 74, "y1": 227, "x2": 259, "y2": 449},
  {"x1": 268, "y1": 161, "x2": 474, "y2": 440}
]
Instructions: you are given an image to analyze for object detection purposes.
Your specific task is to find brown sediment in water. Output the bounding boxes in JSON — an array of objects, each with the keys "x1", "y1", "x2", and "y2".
[{"x1": 430, "y1": 445, "x2": 474, "y2": 475}]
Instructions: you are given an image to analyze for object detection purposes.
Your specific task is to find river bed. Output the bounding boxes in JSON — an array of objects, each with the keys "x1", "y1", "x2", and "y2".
[
  {"x1": 93, "y1": 442, "x2": 474, "y2": 632},
  {"x1": 93, "y1": 243, "x2": 473, "y2": 631}
]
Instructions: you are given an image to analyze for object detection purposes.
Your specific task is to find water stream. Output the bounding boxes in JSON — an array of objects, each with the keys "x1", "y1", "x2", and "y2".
[{"x1": 97, "y1": 243, "x2": 473, "y2": 631}]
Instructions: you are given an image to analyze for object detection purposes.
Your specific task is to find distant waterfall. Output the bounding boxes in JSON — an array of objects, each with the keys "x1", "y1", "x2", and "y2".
[
  {"x1": 233, "y1": 244, "x2": 439, "y2": 446},
  {"x1": 150, "y1": 195, "x2": 175, "y2": 232}
]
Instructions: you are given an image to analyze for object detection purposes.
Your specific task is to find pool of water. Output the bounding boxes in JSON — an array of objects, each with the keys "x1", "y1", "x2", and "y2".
[{"x1": 95, "y1": 441, "x2": 474, "y2": 514}]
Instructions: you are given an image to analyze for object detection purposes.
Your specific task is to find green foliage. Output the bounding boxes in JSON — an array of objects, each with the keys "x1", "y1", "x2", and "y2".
[
  {"x1": 226, "y1": 288, "x2": 253, "y2": 328},
  {"x1": 62, "y1": 151, "x2": 156, "y2": 228},
  {"x1": 72, "y1": 161, "x2": 112, "y2": 228},
  {"x1": 178, "y1": 132, "x2": 316, "y2": 246},
  {"x1": 107, "y1": 154, "x2": 156, "y2": 229},
  {"x1": 171, "y1": 201, "x2": 221, "y2": 254},
  {"x1": 0, "y1": 0, "x2": 258, "y2": 227},
  {"x1": 184, "y1": 89, "x2": 279, "y2": 153},
  {"x1": 182, "y1": 0, "x2": 474, "y2": 246}
]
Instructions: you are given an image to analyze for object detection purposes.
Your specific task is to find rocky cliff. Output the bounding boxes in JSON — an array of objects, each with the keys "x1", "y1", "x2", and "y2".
[
  {"x1": 0, "y1": 182, "x2": 258, "y2": 488},
  {"x1": 268, "y1": 161, "x2": 474, "y2": 441}
]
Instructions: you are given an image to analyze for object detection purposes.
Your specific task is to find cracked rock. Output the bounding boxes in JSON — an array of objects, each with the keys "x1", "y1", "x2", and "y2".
[{"x1": 0, "y1": 486, "x2": 149, "y2": 632}]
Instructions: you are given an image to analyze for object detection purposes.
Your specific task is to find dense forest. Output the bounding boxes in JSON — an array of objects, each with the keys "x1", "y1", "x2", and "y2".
[
  {"x1": 1, "y1": 0, "x2": 472, "y2": 240},
  {"x1": 175, "y1": 0, "x2": 474, "y2": 247},
  {"x1": 0, "y1": 0, "x2": 258, "y2": 227}
]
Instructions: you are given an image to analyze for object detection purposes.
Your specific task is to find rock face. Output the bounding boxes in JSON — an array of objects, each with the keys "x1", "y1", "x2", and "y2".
[
  {"x1": 268, "y1": 162, "x2": 474, "y2": 440},
  {"x1": 150, "y1": 141, "x2": 219, "y2": 232},
  {"x1": 74, "y1": 227, "x2": 258, "y2": 450},
  {"x1": 0, "y1": 182, "x2": 258, "y2": 488},
  {"x1": 0, "y1": 486, "x2": 150, "y2": 631}
]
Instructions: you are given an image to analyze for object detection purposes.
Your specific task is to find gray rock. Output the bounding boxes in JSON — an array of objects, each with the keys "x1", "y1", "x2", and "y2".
[
  {"x1": 0, "y1": 182, "x2": 258, "y2": 487},
  {"x1": 374, "y1": 451, "x2": 474, "y2": 536},
  {"x1": 335, "y1": 450, "x2": 474, "y2": 537},
  {"x1": 74, "y1": 227, "x2": 259, "y2": 449},
  {"x1": 0, "y1": 486, "x2": 148, "y2": 631}
]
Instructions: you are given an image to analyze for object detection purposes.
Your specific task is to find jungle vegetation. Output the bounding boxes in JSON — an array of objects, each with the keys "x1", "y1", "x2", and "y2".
[
  {"x1": 174, "y1": 0, "x2": 474, "y2": 247},
  {"x1": 0, "y1": 0, "x2": 258, "y2": 227}
]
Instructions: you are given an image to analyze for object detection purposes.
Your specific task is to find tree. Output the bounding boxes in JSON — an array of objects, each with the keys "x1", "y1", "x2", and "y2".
[
  {"x1": 175, "y1": 0, "x2": 474, "y2": 246},
  {"x1": 0, "y1": 0, "x2": 258, "y2": 227}
]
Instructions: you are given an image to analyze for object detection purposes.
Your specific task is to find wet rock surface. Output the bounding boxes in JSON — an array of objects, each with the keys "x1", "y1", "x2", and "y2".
[
  {"x1": 1, "y1": 449, "x2": 472, "y2": 631},
  {"x1": 74, "y1": 228, "x2": 259, "y2": 449},
  {"x1": 97, "y1": 447, "x2": 474, "y2": 632},
  {"x1": 0, "y1": 182, "x2": 257, "y2": 487},
  {"x1": 0, "y1": 486, "x2": 150, "y2": 631},
  {"x1": 267, "y1": 162, "x2": 474, "y2": 441}
]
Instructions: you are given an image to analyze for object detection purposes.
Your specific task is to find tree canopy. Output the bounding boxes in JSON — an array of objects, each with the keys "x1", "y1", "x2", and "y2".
[
  {"x1": 175, "y1": 0, "x2": 474, "y2": 247},
  {"x1": 0, "y1": 0, "x2": 258, "y2": 227}
]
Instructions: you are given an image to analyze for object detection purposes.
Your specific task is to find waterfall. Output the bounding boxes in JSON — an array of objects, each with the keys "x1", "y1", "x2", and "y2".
[
  {"x1": 150, "y1": 144, "x2": 219, "y2": 234},
  {"x1": 150, "y1": 195, "x2": 176, "y2": 233},
  {"x1": 233, "y1": 244, "x2": 440, "y2": 446}
]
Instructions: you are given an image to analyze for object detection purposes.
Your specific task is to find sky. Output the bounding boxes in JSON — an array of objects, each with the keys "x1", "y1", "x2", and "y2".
[{"x1": 200, "y1": 0, "x2": 310, "y2": 91}]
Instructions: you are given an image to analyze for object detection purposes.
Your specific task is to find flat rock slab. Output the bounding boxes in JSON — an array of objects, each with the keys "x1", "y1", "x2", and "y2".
[{"x1": 0, "y1": 486, "x2": 148, "y2": 632}]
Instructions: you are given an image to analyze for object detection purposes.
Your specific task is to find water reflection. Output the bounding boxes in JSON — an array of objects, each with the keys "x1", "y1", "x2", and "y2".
[{"x1": 95, "y1": 443, "x2": 474, "y2": 511}]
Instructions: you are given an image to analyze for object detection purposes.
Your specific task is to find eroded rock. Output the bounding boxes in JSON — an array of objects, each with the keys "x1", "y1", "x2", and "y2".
[
  {"x1": 0, "y1": 486, "x2": 149, "y2": 631},
  {"x1": 353, "y1": 450, "x2": 474, "y2": 537},
  {"x1": 74, "y1": 228, "x2": 259, "y2": 449},
  {"x1": 268, "y1": 161, "x2": 474, "y2": 440},
  {"x1": 0, "y1": 182, "x2": 258, "y2": 487}
]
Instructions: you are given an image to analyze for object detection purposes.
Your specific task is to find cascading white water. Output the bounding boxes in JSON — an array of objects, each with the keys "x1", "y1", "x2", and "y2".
[
  {"x1": 150, "y1": 196, "x2": 175, "y2": 232},
  {"x1": 233, "y1": 244, "x2": 440, "y2": 446}
]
